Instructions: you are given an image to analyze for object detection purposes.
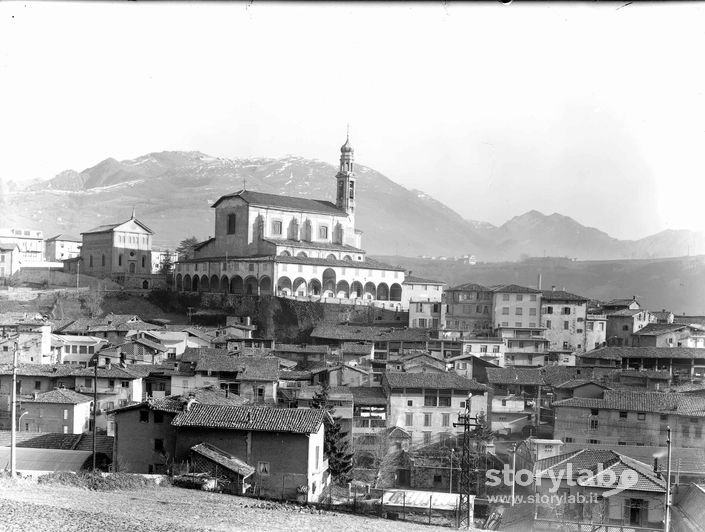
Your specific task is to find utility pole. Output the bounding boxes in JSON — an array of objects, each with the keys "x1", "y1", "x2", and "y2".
[
  {"x1": 76, "y1": 260, "x2": 80, "y2": 290},
  {"x1": 449, "y1": 448, "x2": 454, "y2": 494},
  {"x1": 453, "y1": 395, "x2": 482, "y2": 529},
  {"x1": 10, "y1": 342, "x2": 18, "y2": 477},
  {"x1": 92, "y1": 360, "x2": 98, "y2": 471},
  {"x1": 511, "y1": 444, "x2": 517, "y2": 506},
  {"x1": 665, "y1": 426, "x2": 672, "y2": 532}
]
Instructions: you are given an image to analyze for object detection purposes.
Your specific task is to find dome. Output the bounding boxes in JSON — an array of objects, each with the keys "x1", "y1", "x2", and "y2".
[{"x1": 340, "y1": 137, "x2": 354, "y2": 153}]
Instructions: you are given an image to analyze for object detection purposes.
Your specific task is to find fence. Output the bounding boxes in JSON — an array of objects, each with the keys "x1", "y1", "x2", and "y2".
[
  {"x1": 532, "y1": 520, "x2": 663, "y2": 532},
  {"x1": 313, "y1": 484, "x2": 470, "y2": 528}
]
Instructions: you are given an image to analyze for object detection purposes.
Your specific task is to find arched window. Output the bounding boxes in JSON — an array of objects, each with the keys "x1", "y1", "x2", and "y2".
[
  {"x1": 118, "y1": 254, "x2": 123, "y2": 266},
  {"x1": 227, "y1": 214, "x2": 236, "y2": 234},
  {"x1": 142, "y1": 256, "x2": 146, "y2": 268},
  {"x1": 89, "y1": 256, "x2": 93, "y2": 268}
]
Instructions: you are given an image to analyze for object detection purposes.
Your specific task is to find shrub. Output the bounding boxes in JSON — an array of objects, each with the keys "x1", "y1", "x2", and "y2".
[{"x1": 38, "y1": 472, "x2": 168, "y2": 491}]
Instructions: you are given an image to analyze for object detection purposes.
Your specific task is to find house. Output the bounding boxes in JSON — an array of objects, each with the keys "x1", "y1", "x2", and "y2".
[
  {"x1": 540, "y1": 289, "x2": 590, "y2": 354},
  {"x1": 273, "y1": 344, "x2": 330, "y2": 364},
  {"x1": 45, "y1": 234, "x2": 81, "y2": 261},
  {"x1": 174, "y1": 136, "x2": 407, "y2": 310},
  {"x1": 425, "y1": 329, "x2": 505, "y2": 364},
  {"x1": 578, "y1": 347, "x2": 705, "y2": 382},
  {"x1": 443, "y1": 282, "x2": 494, "y2": 335},
  {"x1": 57, "y1": 313, "x2": 163, "y2": 345},
  {"x1": 0, "y1": 325, "x2": 52, "y2": 364},
  {"x1": 632, "y1": 323, "x2": 705, "y2": 348},
  {"x1": 533, "y1": 449, "x2": 666, "y2": 530},
  {"x1": 653, "y1": 310, "x2": 675, "y2": 325},
  {"x1": 408, "y1": 299, "x2": 445, "y2": 329},
  {"x1": 382, "y1": 371, "x2": 488, "y2": 446},
  {"x1": 54, "y1": 334, "x2": 109, "y2": 365},
  {"x1": 487, "y1": 367, "x2": 547, "y2": 436},
  {"x1": 109, "y1": 386, "x2": 247, "y2": 474},
  {"x1": 187, "y1": 442, "x2": 255, "y2": 494},
  {"x1": 492, "y1": 284, "x2": 542, "y2": 331},
  {"x1": 601, "y1": 297, "x2": 641, "y2": 313},
  {"x1": 672, "y1": 483, "x2": 705, "y2": 532},
  {"x1": 71, "y1": 211, "x2": 155, "y2": 289},
  {"x1": 20, "y1": 388, "x2": 93, "y2": 434},
  {"x1": 0, "y1": 243, "x2": 21, "y2": 278},
  {"x1": 100, "y1": 338, "x2": 170, "y2": 366},
  {"x1": 171, "y1": 349, "x2": 280, "y2": 403},
  {"x1": 552, "y1": 379, "x2": 610, "y2": 401},
  {"x1": 0, "y1": 227, "x2": 44, "y2": 263},
  {"x1": 606, "y1": 309, "x2": 654, "y2": 347},
  {"x1": 401, "y1": 274, "x2": 445, "y2": 306},
  {"x1": 553, "y1": 390, "x2": 705, "y2": 448},
  {"x1": 584, "y1": 312, "x2": 608, "y2": 351},
  {"x1": 448, "y1": 354, "x2": 500, "y2": 383},
  {"x1": 497, "y1": 326, "x2": 550, "y2": 367}
]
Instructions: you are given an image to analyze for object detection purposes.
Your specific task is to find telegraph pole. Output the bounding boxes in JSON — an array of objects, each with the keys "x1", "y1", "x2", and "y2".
[
  {"x1": 665, "y1": 426, "x2": 672, "y2": 532},
  {"x1": 10, "y1": 342, "x2": 18, "y2": 477},
  {"x1": 453, "y1": 395, "x2": 482, "y2": 529},
  {"x1": 92, "y1": 360, "x2": 98, "y2": 471}
]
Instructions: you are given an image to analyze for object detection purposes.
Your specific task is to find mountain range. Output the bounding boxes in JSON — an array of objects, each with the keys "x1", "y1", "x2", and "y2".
[{"x1": 1, "y1": 150, "x2": 703, "y2": 261}]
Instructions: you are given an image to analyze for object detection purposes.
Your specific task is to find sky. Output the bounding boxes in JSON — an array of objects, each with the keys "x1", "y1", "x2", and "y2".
[{"x1": 2, "y1": 2, "x2": 705, "y2": 240}]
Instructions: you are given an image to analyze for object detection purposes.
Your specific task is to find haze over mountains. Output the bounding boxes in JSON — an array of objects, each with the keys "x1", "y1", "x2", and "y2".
[{"x1": 1, "y1": 151, "x2": 703, "y2": 261}]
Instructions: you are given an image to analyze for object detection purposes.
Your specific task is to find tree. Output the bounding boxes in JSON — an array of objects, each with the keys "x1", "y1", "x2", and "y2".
[
  {"x1": 160, "y1": 250, "x2": 174, "y2": 284},
  {"x1": 311, "y1": 385, "x2": 354, "y2": 483},
  {"x1": 176, "y1": 237, "x2": 199, "y2": 261}
]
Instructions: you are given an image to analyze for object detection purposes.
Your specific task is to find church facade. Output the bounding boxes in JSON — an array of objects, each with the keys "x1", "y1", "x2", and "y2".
[{"x1": 175, "y1": 136, "x2": 407, "y2": 308}]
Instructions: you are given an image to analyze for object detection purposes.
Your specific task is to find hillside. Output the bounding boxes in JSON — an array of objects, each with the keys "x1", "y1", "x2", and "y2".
[
  {"x1": 0, "y1": 479, "x2": 455, "y2": 532},
  {"x1": 374, "y1": 254, "x2": 705, "y2": 315},
  {"x1": 2, "y1": 150, "x2": 703, "y2": 260}
]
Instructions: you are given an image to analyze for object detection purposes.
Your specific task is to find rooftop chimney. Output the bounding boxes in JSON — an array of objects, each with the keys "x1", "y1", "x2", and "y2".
[
  {"x1": 551, "y1": 285, "x2": 556, "y2": 291},
  {"x1": 653, "y1": 457, "x2": 662, "y2": 479},
  {"x1": 537, "y1": 274, "x2": 542, "y2": 290}
]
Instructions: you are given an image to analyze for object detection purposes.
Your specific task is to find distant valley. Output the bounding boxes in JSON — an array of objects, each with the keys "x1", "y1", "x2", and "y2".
[{"x1": 1, "y1": 150, "x2": 704, "y2": 261}]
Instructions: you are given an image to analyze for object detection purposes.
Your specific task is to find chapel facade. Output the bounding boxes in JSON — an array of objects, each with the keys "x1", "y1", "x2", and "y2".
[{"x1": 174, "y1": 135, "x2": 406, "y2": 308}]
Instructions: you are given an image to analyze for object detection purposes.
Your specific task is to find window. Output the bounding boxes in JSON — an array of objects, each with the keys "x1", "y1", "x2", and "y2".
[
  {"x1": 480, "y1": 345, "x2": 488, "y2": 353},
  {"x1": 493, "y1": 345, "x2": 500, "y2": 353},
  {"x1": 142, "y1": 256, "x2": 146, "y2": 268},
  {"x1": 619, "y1": 411, "x2": 628, "y2": 419},
  {"x1": 153, "y1": 411, "x2": 164, "y2": 423},
  {"x1": 565, "y1": 437, "x2": 574, "y2": 443},
  {"x1": 139, "y1": 410, "x2": 149, "y2": 423},
  {"x1": 683, "y1": 425, "x2": 690, "y2": 437},
  {"x1": 271, "y1": 221, "x2": 282, "y2": 235},
  {"x1": 515, "y1": 308, "x2": 523, "y2": 316},
  {"x1": 503, "y1": 294, "x2": 510, "y2": 301},
  {"x1": 424, "y1": 413, "x2": 432, "y2": 426},
  {"x1": 407, "y1": 400, "x2": 413, "y2": 407},
  {"x1": 660, "y1": 414, "x2": 668, "y2": 421},
  {"x1": 546, "y1": 306, "x2": 553, "y2": 314},
  {"x1": 315, "y1": 446, "x2": 320, "y2": 469},
  {"x1": 439, "y1": 394, "x2": 451, "y2": 407},
  {"x1": 84, "y1": 377, "x2": 92, "y2": 388},
  {"x1": 154, "y1": 438, "x2": 164, "y2": 452},
  {"x1": 516, "y1": 295, "x2": 523, "y2": 302},
  {"x1": 623, "y1": 325, "x2": 630, "y2": 331},
  {"x1": 588, "y1": 439, "x2": 600, "y2": 444},
  {"x1": 502, "y1": 307, "x2": 509, "y2": 315},
  {"x1": 423, "y1": 432, "x2": 432, "y2": 445},
  {"x1": 529, "y1": 308, "x2": 536, "y2": 316},
  {"x1": 442, "y1": 413, "x2": 450, "y2": 427},
  {"x1": 108, "y1": 380, "x2": 115, "y2": 389},
  {"x1": 63, "y1": 409, "x2": 68, "y2": 420},
  {"x1": 501, "y1": 399, "x2": 507, "y2": 406},
  {"x1": 101, "y1": 255, "x2": 105, "y2": 267},
  {"x1": 562, "y1": 307, "x2": 570, "y2": 315},
  {"x1": 34, "y1": 380, "x2": 41, "y2": 390},
  {"x1": 563, "y1": 341, "x2": 569, "y2": 349},
  {"x1": 227, "y1": 214, "x2": 236, "y2": 234},
  {"x1": 590, "y1": 408, "x2": 599, "y2": 416},
  {"x1": 318, "y1": 226, "x2": 328, "y2": 239},
  {"x1": 459, "y1": 401, "x2": 466, "y2": 408},
  {"x1": 121, "y1": 381, "x2": 130, "y2": 388},
  {"x1": 515, "y1": 322, "x2": 522, "y2": 328},
  {"x1": 590, "y1": 419, "x2": 599, "y2": 431},
  {"x1": 405, "y1": 413, "x2": 413, "y2": 426},
  {"x1": 696, "y1": 426, "x2": 703, "y2": 439},
  {"x1": 563, "y1": 321, "x2": 569, "y2": 330},
  {"x1": 89, "y1": 255, "x2": 93, "y2": 267},
  {"x1": 118, "y1": 254, "x2": 122, "y2": 266},
  {"x1": 546, "y1": 319, "x2": 552, "y2": 328},
  {"x1": 257, "y1": 461, "x2": 270, "y2": 476},
  {"x1": 530, "y1": 294, "x2": 537, "y2": 301},
  {"x1": 424, "y1": 394, "x2": 437, "y2": 407}
]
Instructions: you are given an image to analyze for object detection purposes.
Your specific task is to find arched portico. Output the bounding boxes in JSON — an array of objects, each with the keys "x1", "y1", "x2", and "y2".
[
  {"x1": 210, "y1": 275, "x2": 219, "y2": 291},
  {"x1": 293, "y1": 277, "x2": 308, "y2": 296},
  {"x1": 309, "y1": 279, "x2": 321, "y2": 296},
  {"x1": 176, "y1": 274, "x2": 183, "y2": 291},
  {"x1": 200, "y1": 275, "x2": 210, "y2": 292},
  {"x1": 377, "y1": 282, "x2": 390, "y2": 301},
  {"x1": 277, "y1": 276, "x2": 293, "y2": 296},
  {"x1": 244, "y1": 276, "x2": 258, "y2": 295},
  {"x1": 231, "y1": 276, "x2": 244, "y2": 294},
  {"x1": 336, "y1": 280, "x2": 350, "y2": 298},
  {"x1": 259, "y1": 276, "x2": 272, "y2": 295},
  {"x1": 390, "y1": 283, "x2": 402, "y2": 301},
  {"x1": 191, "y1": 275, "x2": 199, "y2": 292},
  {"x1": 220, "y1": 275, "x2": 229, "y2": 292},
  {"x1": 364, "y1": 282, "x2": 376, "y2": 300},
  {"x1": 322, "y1": 268, "x2": 336, "y2": 297},
  {"x1": 351, "y1": 281, "x2": 363, "y2": 299},
  {"x1": 296, "y1": 251, "x2": 308, "y2": 258}
]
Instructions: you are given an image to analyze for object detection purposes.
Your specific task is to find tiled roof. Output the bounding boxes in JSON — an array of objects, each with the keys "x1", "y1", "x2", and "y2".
[
  {"x1": 620, "y1": 369, "x2": 671, "y2": 380},
  {"x1": 447, "y1": 282, "x2": 491, "y2": 292},
  {"x1": 486, "y1": 367, "x2": 545, "y2": 386},
  {"x1": 605, "y1": 298, "x2": 639, "y2": 307},
  {"x1": 580, "y1": 347, "x2": 705, "y2": 361},
  {"x1": 535, "y1": 449, "x2": 665, "y2": 493},
  {"x1": 238, "y1": 358, "x2": 280, "y2": 381},
  {"x1": 273, "y1": 255, "x2": 401, "y2": 271},
  {"x1": 131, "y1": 338, "x2": 168, "y2": 352},
  {"x1": 82, "y1": 217, "x2": 153, "y2": 235},
  {"x1": 632, "y1": 323, "x2": 690, "y2": 336},
  {"x1": 265, "y1": 238, "x2": 364, "y2": 254},
  {"x1": 403, "y1": 275, "x2": 445, "y2": 285},
  {"x1": 542, "y1": 366, "x2": 594, "y2": 386},
  {"x1": 674, "y1": 315, "x2": 705, "y2": 326},
  {"x1": 311, "y1": 325, "x2": 429, "y2": 343},
  {"x1": 0, "y1": 364, "x2": 75, "y2": 377},
  {"x1": 0, "y1": 243, "x2": 18, "y2": 251},
  {"x1": 554, "y1": 378, "x2": 608, "y2": 390},
  {"x1": 491, "y1": 284, "x2": 542, "y2": 294},
  {"x1": 111, "y1": 386, "x2": 248, "y2": 414},
  {"x1": 46, "y1": 234, "x2": 81, "y2": 243},
  {"x1": 340, "y1": 342, "x2": 374, "y2": 355},
  {"x1": 540, "y1": 290, "x2": 589, "y2": 302},
  {"x1": 190, "y1": 442, "x2": 255, "y2": 478},
  {"x1": 24, "y1": 389, "x2": 92, "y2": 404},
  {"x1": 171, "y1": 404, "x2": 325, "y2": 434},
  {"x1": 607, "y1": 309, "x2": 644, "y2": 317},
  {"x1": 553, "y1": 390, "x2": 705, "y2": 417},
  {"x1": 384, "y1": 371, "x2": 487, "y2": 392},
  {"x1": 274, "y1": 344, "x2": 330, "y2": 355},
  {"x1": 651, "y1": 311, "x2": 674, "y2": 319},
  {"x1": 279, "y1": 370, "x2": 312, "y2": 380},
  {"x1": 346, "y1": 386, "x2": 387, "y2": 406},
  {"x1": 181, "y1": 347, "x2": 228, "y2": 362},
  {"x1": 212, "y1": 189, "x2": 346, "y2": 216},
  {"x1": 69, "y1": 366, "x2": 139, "y2": 379}
]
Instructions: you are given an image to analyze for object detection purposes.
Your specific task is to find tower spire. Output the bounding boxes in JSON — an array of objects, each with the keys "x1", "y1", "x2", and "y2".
[{"x1": 131, "y1": 207, "x2": 136, "y2": 219}]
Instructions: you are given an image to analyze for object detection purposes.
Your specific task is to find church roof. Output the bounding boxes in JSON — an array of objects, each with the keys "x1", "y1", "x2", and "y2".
[
  {"x1": 211, "y1": 190, "x2": 347, "y2": 216},
  {"x1": 265, "y1": 238, "x2": 364, "y2": 254},
  {"x1": 274, "y1": 255, "x2": 402, "y2": 271},
  {"x1": 82, "y1": 217, "x2": 154, "y2": 235}
]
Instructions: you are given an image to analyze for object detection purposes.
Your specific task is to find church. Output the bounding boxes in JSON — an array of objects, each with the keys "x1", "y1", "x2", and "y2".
[{"x1": 174, "y1": 135, "x2": 407, "y2": 308}]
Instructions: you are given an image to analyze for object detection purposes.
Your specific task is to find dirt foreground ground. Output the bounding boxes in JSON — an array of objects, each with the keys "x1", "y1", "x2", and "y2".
[{"x1": 0, "y1": 478, "x2": 460, "y2": 532}]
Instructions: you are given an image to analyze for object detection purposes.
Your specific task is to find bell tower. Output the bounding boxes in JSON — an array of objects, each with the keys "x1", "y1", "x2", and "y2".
[{"x1": 336, "y1": 127, "x2": 356, "y2": 218}]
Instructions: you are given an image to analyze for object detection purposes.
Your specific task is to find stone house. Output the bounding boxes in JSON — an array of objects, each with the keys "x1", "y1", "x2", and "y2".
[{"x1": 21, "y1": 388, "x2": 93, "y2": 434}]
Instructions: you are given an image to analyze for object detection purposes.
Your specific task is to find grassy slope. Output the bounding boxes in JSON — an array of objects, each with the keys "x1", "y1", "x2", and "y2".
[{"x1": 0, "y1": 479, "x2": 462, "y2": 532}]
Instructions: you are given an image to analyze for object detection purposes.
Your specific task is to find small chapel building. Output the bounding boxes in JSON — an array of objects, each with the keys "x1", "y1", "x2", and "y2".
[{"x1": 175, "y1": 135, "x2": 407, "y2": 308}]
